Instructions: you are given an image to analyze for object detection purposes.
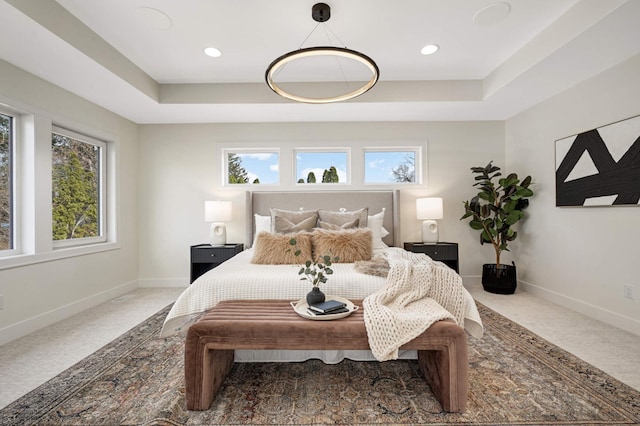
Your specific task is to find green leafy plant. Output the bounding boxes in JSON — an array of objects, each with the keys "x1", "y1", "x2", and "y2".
[
  {"x1": 460, "y1": 161, "x2": 533, "y2": 268},
  {"x1": 288, "y1": 238, "x2": 339, "y2": 287}
]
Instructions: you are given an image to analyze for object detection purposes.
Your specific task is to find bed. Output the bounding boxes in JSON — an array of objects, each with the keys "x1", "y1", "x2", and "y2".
[{"x1": 161, "y1": 190, "x2": 482, "y2": 363}]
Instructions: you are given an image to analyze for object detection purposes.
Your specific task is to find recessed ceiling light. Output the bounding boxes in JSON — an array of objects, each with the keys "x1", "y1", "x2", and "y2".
[
  {"x1": 421, "y1": 44, "x2": 439, "y2": 55},
  {"x1": 204, "y1": 47, "x2": 222, "y2": 58}
]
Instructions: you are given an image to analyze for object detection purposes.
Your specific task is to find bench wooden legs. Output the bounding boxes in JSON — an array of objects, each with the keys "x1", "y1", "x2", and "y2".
[
  {"x1": 184, "y1": 302, "x2": 467, "y2": 413},
  {"x1": 417, "y1": 343, "x2": 468, "y2": 412},
  {"x1": 186, "y1": 346, "x2": 467, "y2": 413},
  {"x1": 185, "y1": 345, "x2": 234, "y2": 410}
]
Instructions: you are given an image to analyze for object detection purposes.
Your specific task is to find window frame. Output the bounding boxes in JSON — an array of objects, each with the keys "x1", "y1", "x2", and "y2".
[
  {"x1": 51, "y1": 126, "x2": 107, "y2": 249},
  {"x1": 294, "y1": 148, "x2": 351, "y2": 185},
  {"x1": 363, "y1": 146, "x2": 422, "y2": 185},
  {"x1": 222, "y1": 148, "x2": 280, "y2": 186},
  {"x1": 0, "y1": 108, "x2": 16, "y2": 257}
]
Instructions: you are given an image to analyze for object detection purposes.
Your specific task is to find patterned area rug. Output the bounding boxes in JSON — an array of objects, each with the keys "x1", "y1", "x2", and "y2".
[{"x1": 1, "y1": 303, "x2": 639, "y2": 425}]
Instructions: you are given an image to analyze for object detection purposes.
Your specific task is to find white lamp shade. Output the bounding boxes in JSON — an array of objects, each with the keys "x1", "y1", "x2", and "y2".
[
  {"x1": 416, "y1": 197, "x2": 443, "y2": 244},
  {"x1": 416, "y1": 197, "x2": 443, "y2": 220},
  {"x1": 205, "y1": 201, "x2": 232, "y2": 246},
  {"x1": 204, "y1": 201, "x2": 232, "y2": 222}
]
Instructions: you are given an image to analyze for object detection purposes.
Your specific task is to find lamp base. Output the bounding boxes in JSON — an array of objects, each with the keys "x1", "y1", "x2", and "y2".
[
  {"x1": 210, "y1": 222, "x2": 227, "y2": 246},
  {"x1": 421, "y1": 220, "x2": 439, "y2": 244}
]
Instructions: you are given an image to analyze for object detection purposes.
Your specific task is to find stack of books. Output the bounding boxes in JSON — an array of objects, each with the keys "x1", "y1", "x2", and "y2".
[{"x1": 307, "y1": 299, "x2": 349, "y2": 316}]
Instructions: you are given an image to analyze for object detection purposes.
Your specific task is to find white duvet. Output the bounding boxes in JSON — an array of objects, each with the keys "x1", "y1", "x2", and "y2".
[{"x1": 160, "y1": 248, "x2": 483, "y2": 363}]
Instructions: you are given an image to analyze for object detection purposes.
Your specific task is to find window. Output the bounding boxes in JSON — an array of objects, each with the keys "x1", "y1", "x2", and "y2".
[
  {"x1": 225, "y1": 150, "x2": 279, "y2": 185},
  {"x1": 295, "y1": 150, "x2": 349, "y2": 184},
  {"x1": 51, "y1": 127, "x2": 106, "y2": 246},
  {"x1": 364, "y1": 148, "x2": 420, "y2": 184},
  {"x1": 0, "y1": 111, "x2": 14, "y2": 252}
]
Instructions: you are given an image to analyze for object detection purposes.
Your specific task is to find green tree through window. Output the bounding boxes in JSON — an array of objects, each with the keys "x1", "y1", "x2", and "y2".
[
  {"x1": 322, "y1": 166, "x2": 339, "y2": 183},
  {"x1": 0, "y1": 113, "x2": 12, "y2": 250},
  {"x1": 228, "y1": 153, "x2": 249, "y2": 184},
  {"x1": 52, "y1": 133, "x2": 100, "y2": 240}
]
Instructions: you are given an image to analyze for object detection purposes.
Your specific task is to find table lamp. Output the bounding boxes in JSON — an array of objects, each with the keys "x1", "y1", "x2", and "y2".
[
  {"x1": 416, "y1": 197, "x2": 443, "y2": 244},
  {"x1": 205, "y1": 200, "x2": 232, "y2": 246}
]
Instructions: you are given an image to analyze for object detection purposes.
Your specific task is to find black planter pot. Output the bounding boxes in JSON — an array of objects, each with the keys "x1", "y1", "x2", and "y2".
[
  {"x1": 306, "y1": 287, "x2": 326, "y2": 305},
  {"x1": 482, "y1": 263, "x2": 517, "y2": 294}
]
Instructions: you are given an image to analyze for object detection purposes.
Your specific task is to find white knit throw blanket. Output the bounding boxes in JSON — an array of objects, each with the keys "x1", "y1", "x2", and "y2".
[{"x1": 363, "y1": 248, "x2": 468, "y2": 361}]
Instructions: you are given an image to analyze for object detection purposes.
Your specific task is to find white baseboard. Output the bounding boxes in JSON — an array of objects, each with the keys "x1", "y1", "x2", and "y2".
[
  {"x1": 520, "y1": 280, "x2": 640, "y2": 337},
  {"x1": 462, "y1": 275, "x2": 482, "y2": 288},
  {"x1": 0, "y1": 280, "x2": 139, "y2": 346},
  {"x1": 463, "y1": 274, "x2": 640, "y2": 337},
  {"x1": 137, "y1": 278, "x2": 188, "y2": 288}
]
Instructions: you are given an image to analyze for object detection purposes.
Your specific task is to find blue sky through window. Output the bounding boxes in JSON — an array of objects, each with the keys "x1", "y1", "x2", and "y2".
[
  {"x1": 365, "y1": 151, "x2": 415, "y2": 183},
  {"x1": 296, "y1": 151, "x2": 348, "y2": 183},
  {"x1": 231, "y1": 149, "x2": 416, "y2": 184},
  {"x1": 235, "y1": 152, "x2": 279, "y2": 184}
]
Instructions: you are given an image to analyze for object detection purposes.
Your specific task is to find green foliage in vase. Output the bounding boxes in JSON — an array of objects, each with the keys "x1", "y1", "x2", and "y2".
[{"x1": 288, "y1": 238, "x2": 339, "y2": 287}]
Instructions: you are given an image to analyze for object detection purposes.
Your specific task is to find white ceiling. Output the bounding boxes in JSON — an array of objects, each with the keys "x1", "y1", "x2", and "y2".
[{"x1": 0, "y1": 0, "x2": 639, "y2": 124}]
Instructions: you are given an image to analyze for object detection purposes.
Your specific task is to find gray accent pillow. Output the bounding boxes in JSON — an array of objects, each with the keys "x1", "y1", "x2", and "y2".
[
  {"x1": 274, "y1": 215, "x2": 317, "y2": 233},
  {"x1": 318, "y1": 208, "x2": 368, "y2": 228},
  {"x1": 270, "y1": 208, "x2": 318, "y2": 233},
  {"x1": 317, "y1": 218, "x2": 359, "y2": 230}
]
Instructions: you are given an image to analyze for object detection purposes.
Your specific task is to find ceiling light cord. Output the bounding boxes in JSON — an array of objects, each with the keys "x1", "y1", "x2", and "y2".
[{"x1": 320, "y1": 23, "x2": 351, "y2": 91}]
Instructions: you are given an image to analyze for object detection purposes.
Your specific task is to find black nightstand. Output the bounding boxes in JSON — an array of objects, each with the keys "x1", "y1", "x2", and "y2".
[
  {"x1": 190, "y1": 243, "x2": 244, "y2": 283},
  {"x1": 404, "y1": 242, "x2": 459, "y2": 273}
]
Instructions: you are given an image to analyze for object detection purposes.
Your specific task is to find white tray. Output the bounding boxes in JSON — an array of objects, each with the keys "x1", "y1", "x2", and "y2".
[{"x1": 290, "y1": 295, "x2": 358, "y2": 320}]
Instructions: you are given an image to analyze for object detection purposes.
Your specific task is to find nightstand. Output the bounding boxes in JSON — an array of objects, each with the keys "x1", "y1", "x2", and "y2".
[
  {"x1": 190, "y1": 243, "x2": 244, "y2": 283},
  {"x1": 404, "y1": 242, "x2": 459, "y2": 273}
]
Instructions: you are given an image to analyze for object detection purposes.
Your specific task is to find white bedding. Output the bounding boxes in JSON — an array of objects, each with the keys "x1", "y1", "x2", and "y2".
[{"x1": 161, "y1": 247, "x2": 482, "y2": 363}]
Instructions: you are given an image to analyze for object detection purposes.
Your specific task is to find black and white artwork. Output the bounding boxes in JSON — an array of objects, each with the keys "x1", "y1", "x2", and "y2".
[{"x1": 555, "y1": 115, "x2": 640, "y2": 207}]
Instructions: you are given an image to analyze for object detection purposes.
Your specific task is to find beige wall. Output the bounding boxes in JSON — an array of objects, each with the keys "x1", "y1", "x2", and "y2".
[
  {"x1": 137, "y1": 121, "x2": 505, "y2": 285},
  {"x1": 505, "y1": 53, "x2": 640, "y2": 334},
  {"x1": 0, "y1": 60, "x2": 139, "y2": 343},
  {"x1": 3, "y1": 51, "x2": 638, "y2": 343}
]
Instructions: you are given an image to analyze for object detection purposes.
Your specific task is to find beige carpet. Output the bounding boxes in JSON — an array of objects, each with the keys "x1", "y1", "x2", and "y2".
[{"x1": 1, "y1": 303, "x2": 638, "y2": 425}]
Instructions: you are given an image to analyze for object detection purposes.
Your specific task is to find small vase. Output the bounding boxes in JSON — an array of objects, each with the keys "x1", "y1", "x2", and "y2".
[{"x1": 306, "y1": 287, "x2": 325, "y2": 306}]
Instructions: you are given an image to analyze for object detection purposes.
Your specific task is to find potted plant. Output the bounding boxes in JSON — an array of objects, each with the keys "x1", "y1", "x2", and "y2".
[
  {"x1": 460, "y1": 162, "x2": 534, "y2": 294},
  {"x1": 289, "y1": 238, "x2": 339, "y2": 305}
]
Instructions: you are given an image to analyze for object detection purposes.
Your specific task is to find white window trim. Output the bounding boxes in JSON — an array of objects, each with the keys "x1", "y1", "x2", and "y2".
[
  {"x1": 0, "y1": 100, "x2": 120, "y2": 271},
  {"x1": 363, "y1": 146, "x2": 422, "y2": 185}
]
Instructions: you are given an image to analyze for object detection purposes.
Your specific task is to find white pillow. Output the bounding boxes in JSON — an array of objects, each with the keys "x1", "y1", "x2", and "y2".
[
  {"x1": 253, "y1": 214, "x2": 271, "y2": 247},
  {"x1": 368, "y1": 209, "x2": 389, "y2": 249}
]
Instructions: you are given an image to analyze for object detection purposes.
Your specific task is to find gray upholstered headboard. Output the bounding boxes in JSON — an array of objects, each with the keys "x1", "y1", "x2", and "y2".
[{"x1": 245, "y1": 190, "x2": 400, "y2": 248}]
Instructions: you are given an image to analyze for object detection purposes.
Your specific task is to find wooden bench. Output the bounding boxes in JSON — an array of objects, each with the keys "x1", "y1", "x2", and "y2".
[{"x1": 184, "y1": 299, "x2": 468, "y2": 412}]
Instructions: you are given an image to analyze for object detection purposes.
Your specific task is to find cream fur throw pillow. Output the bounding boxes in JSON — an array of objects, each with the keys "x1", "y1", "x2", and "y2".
[
  {"x1": 311, "y1": 228, "x2": 372, "y2": 263},
  {"x1": 251, "y1": 231, "x2": 312, "y2": 264},
  {"x1": 354, "y1": 255, "x2": 390, "y2": 277}
]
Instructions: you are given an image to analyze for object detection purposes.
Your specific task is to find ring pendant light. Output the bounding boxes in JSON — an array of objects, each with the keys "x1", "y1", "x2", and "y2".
[{"x1": 265, "y1": 3, "x2": 379, "y2": 104}]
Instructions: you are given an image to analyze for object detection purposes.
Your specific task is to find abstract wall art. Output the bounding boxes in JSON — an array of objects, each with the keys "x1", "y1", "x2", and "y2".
[{"x1": 555, "y1": 115, "x2": 640, "y2": 207}]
